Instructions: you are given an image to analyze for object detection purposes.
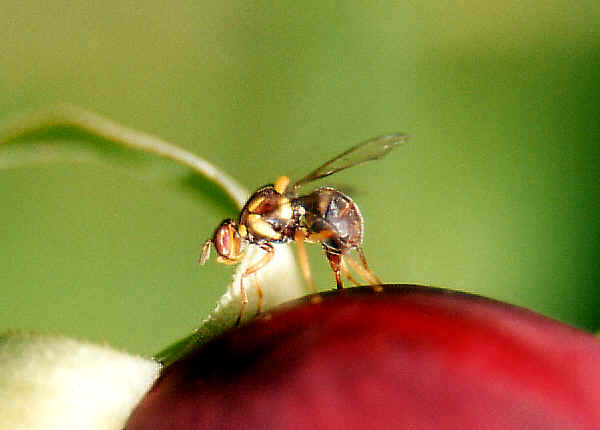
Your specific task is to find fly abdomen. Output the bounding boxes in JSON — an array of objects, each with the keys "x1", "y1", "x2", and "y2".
[{"x1": 294, "y1": 187, "x2": 363, "y2": 254}]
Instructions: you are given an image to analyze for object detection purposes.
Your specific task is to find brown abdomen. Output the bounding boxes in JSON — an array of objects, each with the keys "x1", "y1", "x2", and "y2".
[{"x1": 295, "y1": 187, "x2": 363, "y2": 254}]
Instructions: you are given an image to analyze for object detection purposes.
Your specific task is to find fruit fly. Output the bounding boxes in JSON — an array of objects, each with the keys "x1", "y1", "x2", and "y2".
[{"x1": 200, "y1": 133, "x2": 408, "y2": 324}]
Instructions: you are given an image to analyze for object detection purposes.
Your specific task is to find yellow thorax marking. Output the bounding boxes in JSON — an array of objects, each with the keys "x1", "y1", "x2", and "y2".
[
  {"x1": 274, "y1": 176, "x2": 290, "y2": 194},
  {"x1": 238, "y1": 224, "x2": 248, "y2": 238},
  {"x1": 277, "y1": 198, "x2": 293, "y2": 220},
  {"x1": 247, "y1": 196, "x2": 265, "y2": 213},
  {"x1": 248, "y1": 214, "x2": 282, "y2": 240}
]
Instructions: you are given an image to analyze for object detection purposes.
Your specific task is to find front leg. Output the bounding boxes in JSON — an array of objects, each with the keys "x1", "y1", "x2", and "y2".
[{"x1": 236, "y1": 243, "x2": 275, "y2": 325}]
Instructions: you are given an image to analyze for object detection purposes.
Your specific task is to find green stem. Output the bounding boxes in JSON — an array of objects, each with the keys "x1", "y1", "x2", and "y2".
[{"x1": 0, "y1": 104, "x2": 249, "y2": 209}]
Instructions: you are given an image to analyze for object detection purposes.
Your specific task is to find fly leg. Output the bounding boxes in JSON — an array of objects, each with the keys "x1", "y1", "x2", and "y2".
[
  {"x1": 253, "y1": 272, "x2": 263, "y2": 315},
  {"x1": 325, "y1": 250, "x2": 343, "y2": 290},
  {"x1": 340, "y1": 256, "x2": 361, "y2": 286},
  {"x1": 357, "y1": 247, "x2": 382, "y2": 285},
  {"x1": 344, "y1": 248, "x2": 383, "y2": 292},
  {"x1": 305, "y1": 229, "x2": 344, "y2": 290},
  {"x1": 294, "y1": 229, "x2": 316, "y2": 293},
  {"x1": 236, "y1": 243, "x2": 274, "y2": 325},
  {"x1": 237, "y1": 278, "x2": 248, "y2": 327}
]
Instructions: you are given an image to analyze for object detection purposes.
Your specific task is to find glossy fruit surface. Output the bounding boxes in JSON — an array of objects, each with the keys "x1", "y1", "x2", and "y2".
[{"x1": 127, "y1": 285, "x2": 600, "y2": 430}]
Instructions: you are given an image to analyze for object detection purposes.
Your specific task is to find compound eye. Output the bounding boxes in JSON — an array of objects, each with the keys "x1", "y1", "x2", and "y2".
[{"x1": 214, "y1": 220, "x2": 242, "y2": 261}]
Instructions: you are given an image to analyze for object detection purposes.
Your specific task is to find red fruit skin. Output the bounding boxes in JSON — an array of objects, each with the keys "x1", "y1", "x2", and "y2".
[{"x1": 127, "y1": 285, "x2": 600, "y2": 430}]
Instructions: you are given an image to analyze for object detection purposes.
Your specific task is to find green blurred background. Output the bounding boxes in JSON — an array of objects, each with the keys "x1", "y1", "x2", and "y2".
[{"x1": 1, "y1": 1, "x2": 599, "y2": 355}]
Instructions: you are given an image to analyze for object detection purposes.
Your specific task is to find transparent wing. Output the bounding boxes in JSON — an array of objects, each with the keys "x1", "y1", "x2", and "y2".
[{"x1": 291, "y1": 133, "x2": 408, "y2": 191}]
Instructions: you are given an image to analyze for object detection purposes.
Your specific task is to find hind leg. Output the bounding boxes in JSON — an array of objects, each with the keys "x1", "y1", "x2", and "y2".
[
  {"x1": 325, "y1": 250, "x2": 343, "y2": 290},
  {"x1": 344, "y1": 248, "x2": 383, "y2": 292},
  {"x1": 340, "y1": 256, "x2": 361, "y2": 286},
  {"x1": 357, "y1": 247, "x2": 382, "y2": 285}
]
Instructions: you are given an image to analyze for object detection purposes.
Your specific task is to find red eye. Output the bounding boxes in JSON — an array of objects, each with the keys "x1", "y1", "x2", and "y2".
[
  {"x1": 213, "y1": 220, "x2": 241, "y2": 261},
  {"x1": 215, "y1": 225, "x2": 232, "y2": 257}
]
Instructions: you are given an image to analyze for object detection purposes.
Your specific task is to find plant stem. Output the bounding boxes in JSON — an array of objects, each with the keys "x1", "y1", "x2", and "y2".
[{"x1": 0, "y1": 104, "x2": 249, "y2": 209}]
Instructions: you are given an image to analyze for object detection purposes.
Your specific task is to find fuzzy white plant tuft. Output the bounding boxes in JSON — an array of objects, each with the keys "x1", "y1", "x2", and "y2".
[{"x1": 0, "y1": 333, "x2": 160, "y2": 430}]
